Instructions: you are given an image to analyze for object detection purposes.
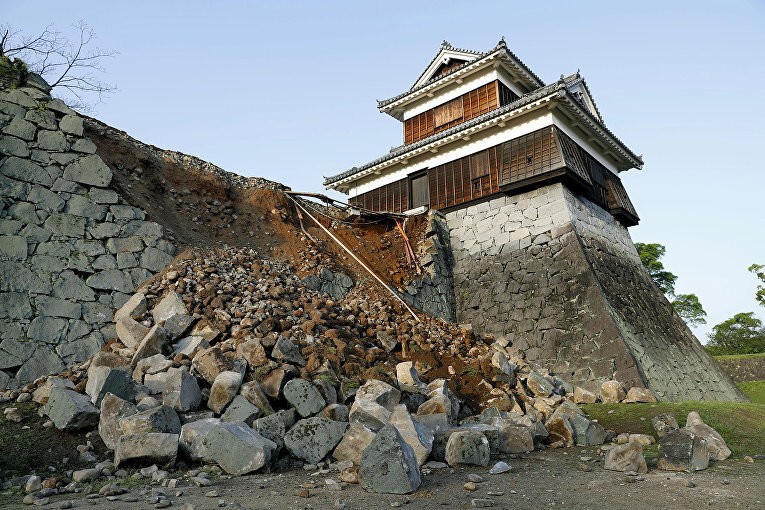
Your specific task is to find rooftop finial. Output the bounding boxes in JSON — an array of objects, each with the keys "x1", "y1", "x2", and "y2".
[
  {"x1": 496, "y1": 36, "x2": 507, "y2": 49},
  {"x1": 441, "y1": 40, "x2": 451, "y2": 49}
]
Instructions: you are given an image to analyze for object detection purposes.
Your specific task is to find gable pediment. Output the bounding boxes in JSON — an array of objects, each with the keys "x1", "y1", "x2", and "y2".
[{"x1": 411, "y1": 41, "x2": 483, "y2": 90}]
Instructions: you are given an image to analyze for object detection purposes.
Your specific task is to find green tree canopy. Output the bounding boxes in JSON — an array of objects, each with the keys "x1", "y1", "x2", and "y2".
[
  {"x1": 706, "y1": 312, "x2": 765, "y2": 356},
  {"x1": 749, "y1": 263, "x2": 765, "y2": 307},
  {"x1": 671, "y1": 293, "x2": 707, "y2": 327},
  {"x1": 635, "y1": 242, "x2": 678, "y2": 295}
]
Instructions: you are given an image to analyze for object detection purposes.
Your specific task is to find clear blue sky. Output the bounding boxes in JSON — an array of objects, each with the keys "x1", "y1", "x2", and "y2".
[{"x1": 6, "y1": 1, "x2": 765, "y2": 340}]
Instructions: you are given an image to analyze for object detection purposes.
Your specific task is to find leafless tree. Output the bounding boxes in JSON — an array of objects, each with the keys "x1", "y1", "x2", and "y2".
[{"x1": 0, "y1": 21, "x2": 117, "y2": 110}]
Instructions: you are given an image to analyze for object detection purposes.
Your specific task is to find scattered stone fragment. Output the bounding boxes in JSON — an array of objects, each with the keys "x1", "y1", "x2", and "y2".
[
  {"x1": 657, "y1": 429, "x2": 710, "y2": 472},
  {"x1": 283, "y1": 378, "x2": 326, "y2": 417},
  {"x1": 114, "y1": 432, "x2": 179, "y2": 468},
  {"x1": 360, "y1": 424, "x2": 421, "y2": 494},
  {"x1": 284, "y1": 417, "x2": 348, "y2": 464},
  {"x1": 489, "y1": 461, "x2": 512, "y2": 474},
  {"x1": 445, "y1": 430, "x2": 490, "y2": 467},
  {"x1": 604, "y1": 441, "x2": 648, "y2": 473},
  {"x1": 684, "y1": 411, "x2": 731, "y2": 461},
  {"x1": 206, "y1": 421, "x2": 277, "y2": 475}
]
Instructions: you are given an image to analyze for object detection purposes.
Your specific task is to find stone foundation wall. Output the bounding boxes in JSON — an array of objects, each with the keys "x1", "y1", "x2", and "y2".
[
  {"x1": 445, "y1": 183, "x2": 745, "y2": 401},
  {"x1": 714, "y1": 355, "x2": 765, "y2": 383},
  {"x1": 0, "y1": 84, "x2": 176, "y2": 387},
  {"x1": 402, "y1": 212, "x2": 456, "y2": 322}
]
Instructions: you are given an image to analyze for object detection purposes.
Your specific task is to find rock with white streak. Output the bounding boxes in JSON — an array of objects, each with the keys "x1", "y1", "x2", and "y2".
[
  {"x1": 445, "y1": 430, "x2": 490, "y2": 467},
  {"x1": 208, "y1": 371, "x2": 243, "y2": 414},
  {"x1": 684, "y1": 411, "x2": 731, "y2": 461}
]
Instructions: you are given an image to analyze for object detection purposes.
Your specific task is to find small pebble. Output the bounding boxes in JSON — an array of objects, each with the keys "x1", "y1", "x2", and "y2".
[
  {"x1": 467, "y1": 474, "x2": 484, "y2": 483},
  {"x1": 464, "y1": 482, "x2": 477, "y2": 491}
]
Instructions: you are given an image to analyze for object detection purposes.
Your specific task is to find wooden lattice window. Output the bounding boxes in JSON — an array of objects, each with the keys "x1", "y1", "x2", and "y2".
[
  {"x1": 470, "y1": 150, "x2": 489, "y2": 179},
  {"x1": 434, "y1": 98, "x2": 463, "y2": 127}
]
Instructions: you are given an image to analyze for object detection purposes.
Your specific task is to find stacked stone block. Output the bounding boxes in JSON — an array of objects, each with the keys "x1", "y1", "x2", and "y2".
[
  {"x1": 0, "y1": 81, "x2": 176, "y2": 388},
  {"x1": 444, "y1": 183, "x2": 744, "y2": 402}
]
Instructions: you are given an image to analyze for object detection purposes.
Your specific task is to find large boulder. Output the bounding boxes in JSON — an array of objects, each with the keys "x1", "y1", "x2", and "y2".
[
  {"x1": 604, "y1": 442, "x2": 648, "y2": 473},
  {"x1": 179, "y1": 418, "x2": 220, "y2": 463},
  {"x1": 240, "y1": 380, "x2": 274, "y2": 415},
  {"x1": 624, "y1": 387, "x2": 657, "y2": 403},
  {"x1": 115, "y1": 317, "x2": 149, "y2": 349},
  {"x1": 495, "y1": 422, "x2": 534, "y2": 454},
  {"x1": 130, "y1": 325, "x2": 168, "y2": 365},
  {"x1": 395, "y1": 362, "x2": 427, "y2": 393},
  {"x1": 43, "y1": 387, "x2": 99, "y2": 431},
  {"x1": 360, "y1": 424, "x2": 421, "y2": 494},
  {"x1": 220, "y1": 395, "x2": 260, "y2": 426},
  {"x1": 572, "y1": 386, "x2": 597, "y2": 404},
  {"x1": 119, "y1": 405, "x2": 181, "y2": 435},
  {"x1": 333, "y1": 422, "x2": 376, "y2": 465},
  {"x1": 389, "y1": 404, "x2": 433, "y2": 466},
  {"x1": 283, "y1": 378, "x2": 326, "y2": 417},
  {"x1": 284, "y1": 417, "x2": 348, "y2": 464},
  {"x1": 271, "y1": 336, "x2": 305, "y2": 366},
  {"x1": 525, "y1": 371, "x2": 554, "y2": 397},
  {"x1": 192, "y1": 347, "x2": 243, "y2": 385},
  {"x1": 99, "y1": 393, "x2": 137, "y2": 450},
  {"x1": 162, "y1": 367, "x2": 202, "y2": 412},
  {"x1": 349, "y1": 399, "x2": 391, "y2": 431},
  {"x1": 445, "y1": 430, "x2": 490, "y2": 467},
  {"x1": 546, "y1": 417, "x2": 574, "y2": 447},
  {"x1": 114, "y1": 432, "x2": 179, "y2": 468},
  {"x1": 207, "y1": 371, "x2": 243, "y2": 414},
  {"x1": 85, "y1": 366, "x2": 136, "y2": 406},
  {"x1": 684, "y1": 411, "x2": 731, "y2": 461},
  {"x1": 355, "y1": 379, "x2": 401, "y2": 411},
  {"x1": 657, "y1": 429, "x2": 710, "y2": 472},
  {"x1": 152, "y1": 291, "x2": 186, "y2": 324},
  {"x1": 651, "y1": 413, "x2": 679, "y2": 439},
  {"x1": 599, "y1": 381, "x2": 626, "y2": 404},
  {"x1": 254, "y1": 412, "x2": 287, "y2": 450},
  {"x1": 206, "y1": 421, "x2": 277, "y2": 475}
]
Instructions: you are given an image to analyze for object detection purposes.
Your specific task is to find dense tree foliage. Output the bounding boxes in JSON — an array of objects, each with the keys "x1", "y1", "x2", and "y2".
[
  {"x1": 634, "y1": 242, "x2": 707, "y2": 328},
  {"x1": 750, "y1": 263, "x2": 765, "y2": 308},
  {"x1": 706, "y1": 312, "x2": 765, "y2": 356}
]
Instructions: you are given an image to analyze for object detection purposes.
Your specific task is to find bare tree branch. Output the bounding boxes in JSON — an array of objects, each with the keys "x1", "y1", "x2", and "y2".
[{"x1": 0, "y1": 21, "x2": 117, "y2": 111}]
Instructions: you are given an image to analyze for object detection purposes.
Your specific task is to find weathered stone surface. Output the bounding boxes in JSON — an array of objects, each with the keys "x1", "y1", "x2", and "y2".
[
  {"x1": 332, "y1": 422, "x2": 376, "y2": 465},
  {"x1": 284, "y1": 417, "x2": 348, "y2": 464},
  {"x1": 220, "y1": 395, "x2": 260, "y2": 425},
  {"x1": 32, "y1": 376, "x2": 75, "y2": 403},
  {"x1": 271, "y1": 335, "x2": 305, "y2": 366},
  {"x1": 0, "y1": 292, "x2": 32, "y2": 319},
  {"x1": 140, "y1": 247, "x2": 173, "y2": 272},
  {"x1": 37, "y1": 130, "x2": 68, "y2": 151},
  {"x1": 163, "y1": 313, "x2": 194, "y2": 340},
  {"x1": 651, "y1": 413, "x2": 680, "y2": 439},
  {"x1": 152, "y1": 291, "x2": 186, "y2": 323},
  {"x1": 119, "y1": 405, "x2": 181, "y2": 435},
  {"x1": 254, "y1": 412, "x2": 287, "y2": 450},
  {"x1": 360, "y1": 424, "x2": 421, "y2": 494},
  {"x1": 572, "y1": 386, "x2": 597, "y2": 404},
  {"x1": 417, "y1": 393, "x2": 451, "y2": 417},
  {"x1": 624, "y1": 387, "x2": 657, "y2": 403},
  {"x1": 599, "y1": 381, "x2": 626, "y2": 403},
  {"x1": 85, "y1": 366, "x2": 136, "y2": 406},
  {"x1": 526, "y1": 371, "x2": 554, "y2": 397},
  {"x1": 240, "y1": 380, "x2": 274, "y2": 415},
  {"x1": 545, "y1": 417, "x2": 574, "y2": 447},
  {"x1": 684, "y1": 411, "x2": 730, "y2": 461},
  {"x1": 389, "y1": 404, "x2": 433, "y2": 466},
  {"x1": 206, "y1": 421, "x2": 277, "y2": 475},
  {"x1": 605, "y1": 441, "x2": 648, "y2": 473},
  {"x1": 349, "y1": 399, "x2": 391, "y2": 431},
  {"x1": 131, "y1": 325, "x2": 168, "y2": 365},
  {"x1": 114, "y1": 293, "x2": 147, "y2": 321},
  {"x1": 495, "y1": 422, "x2": 534, "y2": 453},
  {"x1": 236, "y1": 338, "x2": 267, "y2": 367},
  {"x1": 283, "y1": 378, "x2": 326, "y2": 417},
  {"x1": 162, "y1": 367, "x2": 202, "y2": 412},
  {"x1": 208, "y1": 370, "x2": 243, "y2": 414},
  {"x1": 114, "y1": 432, "x2": 178, "y2": 468},
  {"x1": 3, "y1": 116, "x2": 36, "y2": 140},
  {"x1": 99, "y1": 393, "x2": 138, "y2": 450},
  {"x1": 116, "y1": 317, "x2": 149, "y2": 349},
  {"x1": 62, "y1": 155, "x2": 112, "y2": 187},
  {"x1": 323, "y1": 403, "x2": 349, "y2": 422},
  {"x1": 445, "y1": 430, "x2": 490, "y2": 467},
  {"x1": 356, "y1": 379, "x2": 401, "y2": 411},
  {"x1": 0, "y1": 235, "x2": 27, "y2": 260},
  {"x1": 396, "y1": 362, "x2": 427, "y2": 393},
  {"x1": 179, "y1": 417, "x2": 219, "y2": 462},
  {"x1": 16, "y1": 346, "x2": 65, "y2": 385},
  {"x1": 59, "y1": 114, "x2": 83, "y2": 136},
  {"x1": 172, "y1": 335, "x2": 209, "y2": 358},
  {"x1": 657, "y1": 429, "x2": 709, "y2": 471},
  {"x1": 192, "y1": 347, "x2": 240, "y2": 384},
  {"x1": 86, "y1": 269, "x2": 134, "y2": 293},
  {"x1": 43, "y1": 386, "x2": 99, "y2": 431}
]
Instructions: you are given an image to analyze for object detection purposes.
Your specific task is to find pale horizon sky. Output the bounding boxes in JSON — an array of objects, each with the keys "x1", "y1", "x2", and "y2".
[{"x1": 5, "y1": 1, "x2": 765, "y2": 341}]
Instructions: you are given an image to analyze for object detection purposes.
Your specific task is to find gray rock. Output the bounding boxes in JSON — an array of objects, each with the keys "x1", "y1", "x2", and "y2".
[
  {"x1": 86, "y1": 366, "x2": 136, "y2": 406},
  {"x1": 72, "y1": 468, "x2": 100, "y2": 483},
  {"x1": 254, "y1": 412, "x2": 287, "y2": 450},
  {"x1": 525, "y1": 371, "x2": 554, "y2": 397},
  {"x1": 52, "y1": 271, "x2": 95, "y2": 301},
  {"x1": 0, "y1": 235, "x2": 27, "y2": 260},
  {"x1": 72, "y1": 137, "x2": 97, "y2": 153},
  {"x1": 349, "y1": 399, "x2": 391, "y2": 431},
  {"x1": 114, "y1": 432, "x2": 179, "y2": 468},
  {"x1": 114, "y1": 293, "x2": 147, "y2": 321},
  {"x1": 0, "y1": 292, "x2": 32, "y2": 319},
  {"x1": 43, "y1": 386, "x2": 99, "y2": 431},
  {"x1": 163, "y1": 314, "x2": 194, "y2": 340},
  {"x1": 652, "y1": 413, "x2": 679, "y2": 438},
  {"x1": 605, "y1": 441, "x2": 648, "y2": 473},
  {"x1": 283, "y1": 378, "x2": 326, "y2": 417},
  {"x1": 99, "y1": 393, "x2": 138, "y2": 450},
  {"x1": 43, "y1": 212, "x2": 85, "y2": 237},
  {"x1": 206, "y1": 421, "x2": 277, "y2": 475},
  {"x1": 59, "y1": 114, "x2": 83, "y2": 136},
  {"x1": 27, "y1": 185, "x2": 65, "y2": 212},
  {"x1": 271, "y1": 336, "x2": 305, "y2": 366},
  {"x1": 36, "y1": 130, "x2": 68, "y2": 151},
  {"x1": 208, "y1": 370, "x2": 243, "y2": 414},
  {"x1": 162, "y1": 367, "x2": 202, "y2": 412},
  {"x1": 152, "y1": 291, "x2": 186, "y2": 324},
  {"x1": 116, "y1": 316, "x2": 150, "y2": 349},
  {"x1": 284, "y1": 417, "x2": 348, "y2": 464},
  {"x1": 140, "y1": 247, "x2": 173, "y2": 273},
  {"x1": 360, "y1": 424, "x2": 421, "y2": 494},
  {"x1": 65, "y1": 195, "x2": 107, "y2": 220},
  {"x1": 86, "y1": 269, "x2": 134, "y2": 293},
  {"x1": 0, "y1": 135, "x2": 30, "y2": 157},
  {"x1": 16, "y1": 346, "x2": 65, "y2": 383},
  {"x1": 323, "y1": 403, "x2": 349, "y2": 422},
  {"x1": 131, "y1": 325, "x2": 169, "y2": 365},
  {"x1": 63, "y1": 155, "x2": 112, "y2": 187},
  {"x1": 220, "y1": 395, "x2": 260, "y2": 426},
  {"x1": 179, "y1": 418, "x2": 220, "y2": 463},
  {"x1": 657, "y1": 429, "x2": 710, "y2": 472},
  {"x1": 35, "y1": 295, "x2": 81, "y2": 319},
  {"x1": 137, "y1": 354, "x2": 173, "y2": 386},
  {"x1": 3, "y1": 116, "x2": 36, "y2": 141},
  {"x1": 389, "y1": 404, "x2": 433, "y2": 466},
  {"x1": 332, "y1": 422, "x2": 376, "y2": 465},
  {"x1": 494, "y1": 422, "x2": 534, "y2": 453},
  {"x1": 684, "y1": 411, "x2": 730, "y2": 461},
  {"x1": 356, "y1": 379, "x2": 401, "y2": 411},
  {"x1": 119, "y1": 405, "x2": 181, "y2": 435},
  {"x1": 445, "y1": 430, "x2": 490, "y2": 467},
  {"x1": 395, "y1": 362, "x2": 427, "y2": 393},
  {"x1": 240, "y1": 380, "x2": 274, "y2": 415},
  {"x1": 172, "y1": 336, "x2": 209, "y2": 358}
]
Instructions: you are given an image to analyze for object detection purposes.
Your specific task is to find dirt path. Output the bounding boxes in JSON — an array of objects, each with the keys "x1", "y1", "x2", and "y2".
[{"x1": 28, "y1": 448, "x2": 764, "y2": 510}]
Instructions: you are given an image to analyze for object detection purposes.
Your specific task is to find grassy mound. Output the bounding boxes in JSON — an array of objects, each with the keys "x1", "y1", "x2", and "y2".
[
  {"x1": 583, "y1": 401, "x2": 765, "y2": 457},
  {"x1": 738, "y1": 380, "x2": 765, "y2": 404}
]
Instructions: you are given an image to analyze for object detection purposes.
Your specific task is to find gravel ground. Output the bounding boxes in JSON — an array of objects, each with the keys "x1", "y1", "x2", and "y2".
[{"x1": 29, "y1": 447, "x2": 764, "y2": 510}]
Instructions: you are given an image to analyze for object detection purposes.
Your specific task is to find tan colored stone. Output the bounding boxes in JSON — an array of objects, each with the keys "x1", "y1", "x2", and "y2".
[
  {"x1": 599, "y1": 380, "x2": 626, "y2": 404},
  {"x1": 625, "y1": 387, "x2": 657, "y2": 403}
]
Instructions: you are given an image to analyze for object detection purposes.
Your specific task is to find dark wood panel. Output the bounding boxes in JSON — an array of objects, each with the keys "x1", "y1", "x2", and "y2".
[{"x1": 350, "y1": 177, "x2": 409, "y2": 214}]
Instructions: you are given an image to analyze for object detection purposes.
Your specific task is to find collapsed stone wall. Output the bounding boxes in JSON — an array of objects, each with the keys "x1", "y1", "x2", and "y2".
[
  {"x1": 445, "y1": 183, "x2": 745, "y2": 402},
  {"x1": 401, "y1": 212, "x2": 456, "y2": 322},
  {"x1": 0, "y1": 82, "x2": 176, "y2": 388}
]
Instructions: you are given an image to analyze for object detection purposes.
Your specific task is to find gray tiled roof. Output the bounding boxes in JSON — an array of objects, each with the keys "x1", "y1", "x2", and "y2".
[
  {"x1": 325, "y1": 78, "x2": 642, "y2": 187},
  {"x1": 378, "y1": 39, "x2": 544, "y2": 109}
]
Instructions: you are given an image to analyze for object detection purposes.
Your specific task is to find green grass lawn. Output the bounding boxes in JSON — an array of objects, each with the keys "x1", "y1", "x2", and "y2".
[
  {"x1": 582, "y1": 401, "x2": 765, "y2": 457},
  {"x1": 738, "y1": 380, "x2": 765, "y2": 404}
]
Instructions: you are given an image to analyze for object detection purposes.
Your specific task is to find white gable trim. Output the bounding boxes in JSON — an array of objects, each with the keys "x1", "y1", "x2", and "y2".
[{"x1": 412, "y1": 48, "x2": 481, "y2": 90}]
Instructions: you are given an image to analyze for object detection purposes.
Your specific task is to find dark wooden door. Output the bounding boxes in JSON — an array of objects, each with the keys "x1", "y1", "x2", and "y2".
[{"x1": 411, "y1": 174, "x2": 429, "y2": 208}]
